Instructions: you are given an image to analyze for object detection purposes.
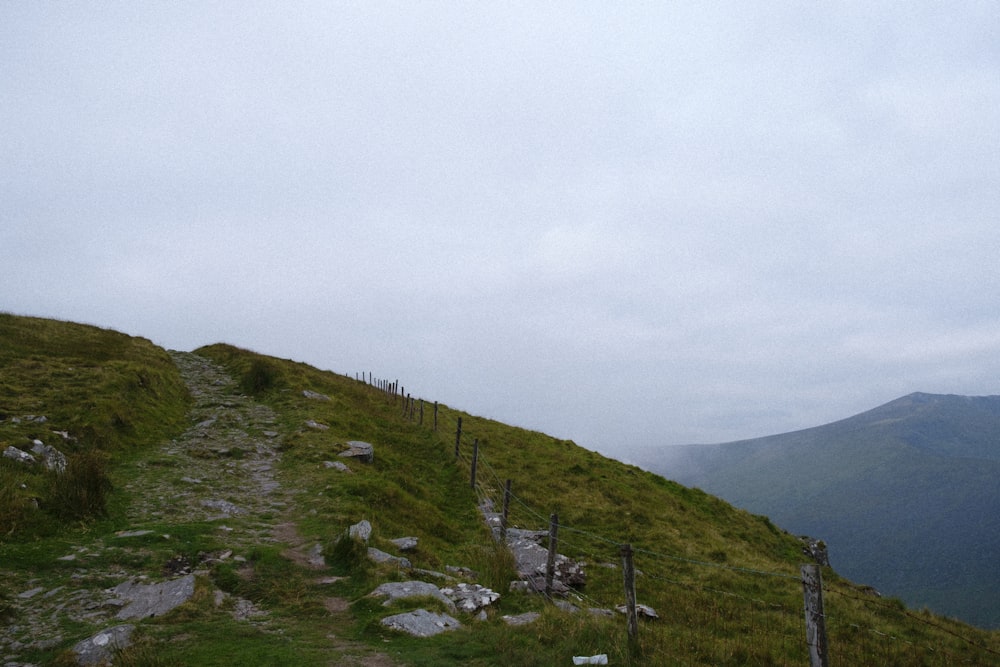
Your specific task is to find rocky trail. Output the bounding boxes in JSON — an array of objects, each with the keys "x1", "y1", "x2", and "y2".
[{"x1": 2, "y1": 352, "x2": 395, "y2": 666}]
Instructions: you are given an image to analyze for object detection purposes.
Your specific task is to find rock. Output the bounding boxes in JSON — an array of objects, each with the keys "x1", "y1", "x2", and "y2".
[
  {"x1": 369, "y1": 581, "x2": 455, "y2": 610},
  {"x1": 504, "y1": 528, "x2": 586, "y2": 591},
  {"x1": 322, "y1": 460, "x2": 351, "y2": 472},
  {"x1": 573, "y1": 655, "x2": 609, "y2": 665},
  {"x1": 439, "y1": 583, "x2": 500, "y2": 612},
  {"x1": 615, "y1": 603, "x2": 659, "y2": 619},
  {"x1": 113, "y1": 574, "x2": 196, "y2": 620},
  {"x1": 307, "y1": 543, "x2": 325, "y2": 568},
  {"x1": 368, "y1": 547, "x2": 411, "y2": 569},
  {"x1": 389, "y1": 536, "x2": 418, "y2": 551},
  {"x1": 348, "y1": 519, "x2": 372, "y2": 542},
  {"x1": 302, "y1": 390, "x2": 330, "y2": 400},
  {"x1": 30, "y1": 440, "x2": 67, "y2": 473},
  {"x1": 72, "y1": 624, "x2": 135, "y2": 666},
  {"x1": 304, "y1": 420, "x2": 329, "y2": 430},
  {"x1": 18, "y1": 586, "x2": 46, "y2": 599},
  {"x1": 502, "y1": 611, "x2": 541, "y2": 626},
  {"x1": 380, "y1": 609, "x2": 461, "y2": 637},
  {"x1": 195, "y1": 418, "x2": 216, "y2": 429},
  {"x1": 338, "y1": 440, "x2": 373, "y2": 464},
  {"x1": 114, "y1": 529, "x2": 154, "y2": 538},
  {"x1": 3, "y1": 446, "x2": 35, "y2": 465}
]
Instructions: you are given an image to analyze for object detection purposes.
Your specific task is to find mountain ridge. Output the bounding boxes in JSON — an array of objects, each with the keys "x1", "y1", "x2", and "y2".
[{"x1": 632, "y1": 391, "x2": 1000, "y2": 629}]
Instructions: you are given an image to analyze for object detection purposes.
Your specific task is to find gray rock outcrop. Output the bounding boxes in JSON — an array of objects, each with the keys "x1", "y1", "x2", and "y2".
[
  {"x1": 30, "y1": 440, "x2": 67, "y2": 473},
  {"x1": 72, "y1": 624, "x2": 135, "y2": 666},
  {"x1": 3, "y1": 446, "x2": 35, "y2": 465},
  {"x1": 369, "y1": 581, "x2": 455, "y2": 610},
  {"x1": 112, "y1": 574, "x2": 196, "y2": 620},
  {"x1": 380, "y1": 609, "x2": 461, "y2": 637},
  {"x1": 338, "y1": 440, "x2": 374, "y2": 464}
]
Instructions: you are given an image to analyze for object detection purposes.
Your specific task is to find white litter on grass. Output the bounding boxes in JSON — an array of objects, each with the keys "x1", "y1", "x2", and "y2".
[{"x1": 572, "y1": 655, "x2": 608, "y2": 665}]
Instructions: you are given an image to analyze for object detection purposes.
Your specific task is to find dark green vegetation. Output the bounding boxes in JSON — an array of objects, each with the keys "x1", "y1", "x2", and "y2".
[
  {"x1": 3, "y1": 314, "x2": 999, "y2": 665},
  {"x1": 633, "y1": 392, "x2": 1000, "y2": 630}
]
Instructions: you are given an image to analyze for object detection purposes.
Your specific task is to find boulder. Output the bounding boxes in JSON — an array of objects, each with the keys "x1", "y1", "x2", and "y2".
[
  {"x1": 30, "y1": 440, "x2": 67, "y2": 473},
  {"x1": 302, "y1": 390, "x2": 330, "y2": 401},
  {"x1": 348, "y1": 519, "x2": 372, "y2": 542},
  {"x1": 3, "y1": 445, "x2": 35, "y2": 465},
  {"x1": 380, "y1": 609, "x2": 461, "y2": 637},
  {"x1": 113, "y1": 574, "x2": 196, "y2": 620},
  {"x1": 72, "y1": 624, "x2": 135, "y2": 666},
  {"x1": 368, "y1": 547, "x2": 411, "y2": 569},
  {"x1": 389, "y1": 536, "x2": 418, "y2": 551},
  {"x1": 338, "y1": 440, "x2": 374, "y2": 464}
]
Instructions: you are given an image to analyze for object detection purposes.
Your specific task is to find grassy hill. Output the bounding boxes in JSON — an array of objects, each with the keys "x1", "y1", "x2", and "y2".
[
  {"x1": 631, "y1": 393, "x2": 1000, "y2": 630},
  {"x1": 2, "y1": 314, "x2": 999, "y2": 665}
]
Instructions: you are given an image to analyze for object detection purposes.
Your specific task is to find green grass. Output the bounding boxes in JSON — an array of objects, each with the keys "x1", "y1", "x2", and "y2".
[{"x1": 2, "y1": 316, "x2": 998, "y2": 666}]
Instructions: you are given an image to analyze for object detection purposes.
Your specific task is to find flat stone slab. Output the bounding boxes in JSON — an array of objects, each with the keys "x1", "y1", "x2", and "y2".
[
  {"x1": 389, "y1": 536, "x2": 418, "y2": 551},
  {"x1": 73, "y1": 624, "x2": 135, "y2": 666},
  {"x1": 113, "y1": 574, "x2": 196, "y2": 620},
  {"x1": 369, "y1": 581, "x2": 453, "y2": 610},
  {"x1": 502, "y1": 611, "x2": 541, "y2": 626},
  {"x1": 440, "y1": 583, "x2": 500, "y2": 612},
  {"x1": 338, "y1": 440, "x2": 374, "y2": 463},
  {"x1": 380, "y1": 609, "x2": 461, "y2": 637},
  {"x1": 368, "y1": 547, "x2": 411, "y2": 569}
]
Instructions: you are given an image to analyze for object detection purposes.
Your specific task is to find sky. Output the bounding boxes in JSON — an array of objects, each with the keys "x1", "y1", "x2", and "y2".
[{"x1": 3, "y1": 2, "x2": 999, "y2": 456}]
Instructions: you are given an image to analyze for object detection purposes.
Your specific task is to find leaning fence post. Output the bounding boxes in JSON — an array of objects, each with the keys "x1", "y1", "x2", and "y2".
[
  {"x1": 801, "y1": 563, "x2": 829, "y2": 667},
  {"x1": 500, "y1": 479, "x2": 512, "y2": 541},
  {"x1": 454, "y1": 417, "x2": 462, "y2": 459},
  {"x1": 621, "y1": 543, "x2": 639, "y2": 642},
  {"x1": 470, "y1": 439, "x2": 479, "y2": 489},
  {"x1": 545, "y1": 513, "x2": 559, "y2": 595}
]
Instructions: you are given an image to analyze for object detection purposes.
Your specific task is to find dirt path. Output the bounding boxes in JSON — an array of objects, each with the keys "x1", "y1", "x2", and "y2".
[{"x1": 1, "y1": 352, "x2": 397, "y2": 666}]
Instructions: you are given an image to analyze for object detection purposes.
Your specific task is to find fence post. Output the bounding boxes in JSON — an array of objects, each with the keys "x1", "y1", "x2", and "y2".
[
  {"x1": 419, "y1": 400, "x2": 424, "y2": 426},
  {"x1": 454, "y1": 417, "x2": 463, "y2": 459},
  {"x1": 501, "y1": 479, "x2": 512, "y2": 542},
  {"x1": 434, "y1": 401, "x2": 439, "y2": 431},
  {"x1": 621, "y1": 543, "x2": 639, "y2": 642},
  {"x1": 470, "y1": 439, "x2": 479, "y2": 489},
  {"x1": 545, "y1": 513, "x2": 559, "y2": 595},
  {"x1": 801, "y1": 563, "x2": 829, "y2": 667}
]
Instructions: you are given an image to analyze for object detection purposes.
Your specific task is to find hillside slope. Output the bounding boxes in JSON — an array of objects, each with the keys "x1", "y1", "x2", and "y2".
[
  {"x1": 633, "y1": 392, "x2": 1000, "y2": 629},
  {"x1": 2, "y1": 315, "x2": 999, "y2": 665}
]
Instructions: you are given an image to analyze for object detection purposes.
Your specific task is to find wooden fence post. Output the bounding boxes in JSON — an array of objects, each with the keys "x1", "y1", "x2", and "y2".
[
  {"x1": 621, "y1": 543, "x2": 639, "y2": 642},
  {"x1": 419, "y1": 400, "x2": 424, "y2": 426},
  {"x1": 545, "y1": 513, "x2": 559, "y2": 595},
  {"x1": 501, "y1": 479, "x2": 512, "y2": 541},
  {"x1": 801, "y1": 563, "x2": 829, "y2": 667},
  {"x1": 434, "y1": 401, "x2": 439, "y2": 431},
  {"x1": 454, "y1": 417, "x2": 462, "y2": 459},
  {"x1": 470, "y1": 439, "x2": 479, "y2": 489}
]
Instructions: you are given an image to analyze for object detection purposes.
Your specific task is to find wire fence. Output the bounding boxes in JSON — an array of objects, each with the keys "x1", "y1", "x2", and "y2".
[{"x1": 357, "y1": 374, "x2": 1000, "y2": 665}]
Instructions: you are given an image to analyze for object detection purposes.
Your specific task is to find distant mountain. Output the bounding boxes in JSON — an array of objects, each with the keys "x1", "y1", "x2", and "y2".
[{"x1": 631, "y1": 392, "x2": 1000, "y2": 629}]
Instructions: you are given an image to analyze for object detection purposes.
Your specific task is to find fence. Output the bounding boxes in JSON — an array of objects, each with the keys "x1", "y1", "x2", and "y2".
[{"x1": 355, "y1": 372, "x2": 1000, "y2": 665}]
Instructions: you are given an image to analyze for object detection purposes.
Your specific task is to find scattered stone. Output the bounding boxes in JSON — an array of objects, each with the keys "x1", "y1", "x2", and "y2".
[
  {"x1": 554, "y1": 599, "x2": 580, "y2": 613},
  {"x1": 308, "y1": 543, "x2": 325, "y2": 568},
  {"x1": 502, "y1": 611, "x2": 541, "y2": 626},
  {"x1": 445, "y1": 565, "x2": 478, "y2": 579},
  {"x1": 30, "y1": 440, "x2": 67, "y2": 473},
  {"x1": 615, "y1": 603, "x2": 659, "y2": 619},
  {"x1": 195, "y1": 418, "x2": 217, "y2": 429},
  {"x1": 52, "y1": 429, "x2": 73, "y2": 440},
  {"x1": 305, "y1": 420, "x2": 329, "y2": 430},
  {"x1": 262, "y1": 430, "x2": 279, "y2": 438},
  {"x1": 573, "y1": 655, "x2": 609, "y2": 665},
  {"x1": 115, "y1": 529, "x2": 154, "y2": 538},
  {"x1": 504, "y1": 528, "x2": 586, "y2": 592},
  {"x1": 3, "y1": 446, "x2": 35, "y2": 465},
  {"x1": 338, "y1": 440, "x2": 373, "y2": 464},
  {"x1": 588, "y1": 607, "x2": 615, "y2": 617},
  {"x1": 322, "y1": 460, "x2": 351, "y2": 472},
  {"x1": 180, "y1": 476, "x2": 202, "y2": 484},
  {"x1": 113, "y1": 574, "x2": 196, "y2": 620},
  {"x1": 302, "y1": 390, "x2": 330, "y2": 401},
  {"x1": 18, "y1": 586, "x2": 45, "y2": 599},
  {"x1": 72, "y1": 624, "x2": 135, "y2": 666},
  {"x1": 369, "y1": 581, "x2": 455, "y2": 610},
  {"x1": 368, "y1": 547, "x2": 411, "y2": 569},
  {"x1": 439, "y1": 583, "x2": 500, "y2": 612},
  {"x1": 380, "y1": 609, "x2": 461, "y2": 637},
  {"x1": 348, "y1": 520, "x2": 372, "y2": 542},
  {"x1": 389, "y1": 536, "x2": 418, "y2": 551}
]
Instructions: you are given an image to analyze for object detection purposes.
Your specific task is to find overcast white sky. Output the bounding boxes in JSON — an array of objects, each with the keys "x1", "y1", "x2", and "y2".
[{"x1": 3, "y1": 3, "x2": 999, "y2": 455}]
